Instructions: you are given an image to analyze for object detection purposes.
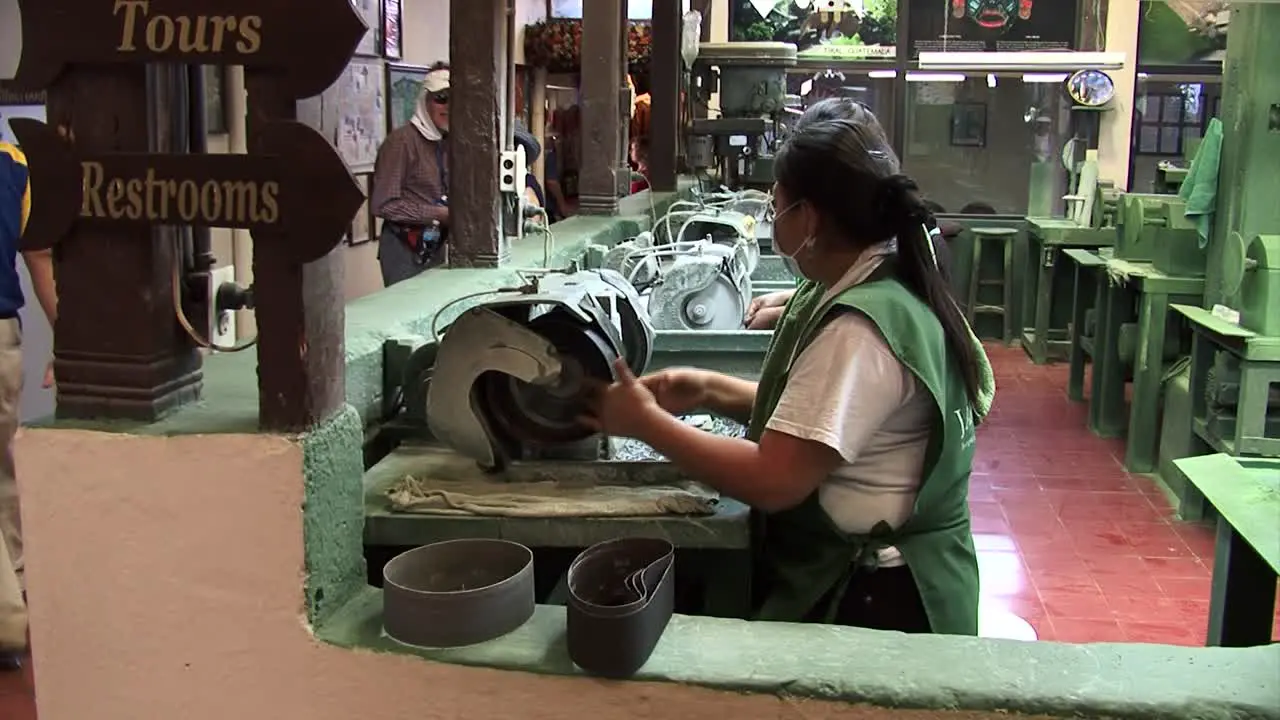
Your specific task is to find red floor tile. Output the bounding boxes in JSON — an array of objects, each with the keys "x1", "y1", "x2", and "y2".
[{"x1": 972, "y1": 344, "x2": 1232, "y2": 646}]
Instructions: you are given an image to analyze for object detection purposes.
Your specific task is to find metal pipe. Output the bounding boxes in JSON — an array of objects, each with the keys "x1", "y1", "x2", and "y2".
[{"x1": 505, "y1": 0, "x2": 517, "y2": 148}]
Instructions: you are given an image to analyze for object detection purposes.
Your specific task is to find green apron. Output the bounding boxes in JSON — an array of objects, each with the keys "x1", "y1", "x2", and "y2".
[{"x1": 746, "y1": 272, "x2": 981, "y2": 636}]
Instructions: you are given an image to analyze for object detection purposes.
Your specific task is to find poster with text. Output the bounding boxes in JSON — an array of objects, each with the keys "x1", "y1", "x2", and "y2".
[
  {"x1": 908, "y1": 0, "x2": 1076, "y2": 57},
  {"x1": 732, "y1": 1, "x2": 899, "y2": 60}
]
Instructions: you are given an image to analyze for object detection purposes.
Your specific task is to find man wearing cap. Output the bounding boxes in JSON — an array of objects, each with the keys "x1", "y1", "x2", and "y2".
[{"x1": 372, "y1": 62, "x2": 451, "y2": 287}]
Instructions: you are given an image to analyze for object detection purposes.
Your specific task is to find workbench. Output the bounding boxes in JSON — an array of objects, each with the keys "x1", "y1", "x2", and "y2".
[
  {"x1": 362, "y1": 444, "x2": 754, "y2": 617},
  {"x1": 1022, "y1": 219, "x2": 1116, "y2": 365},
  {"x1": 1064, "y1": 248, "x2": 1109, "y2": 402},
  {"x1": 1173, "y1": 454, "x2": 1280, "y2": 647},
  {"x1": 1176, "y1": 304, "x2": 1280, "y2": 469},
  {"x1": 1086, "y1": 256, "x2": 1205, "y2": 473}
]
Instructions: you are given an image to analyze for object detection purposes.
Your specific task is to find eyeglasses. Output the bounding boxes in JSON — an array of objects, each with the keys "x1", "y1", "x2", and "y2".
[{"x1": 430, "y1": 92, "x2": 449, "y2": 105}]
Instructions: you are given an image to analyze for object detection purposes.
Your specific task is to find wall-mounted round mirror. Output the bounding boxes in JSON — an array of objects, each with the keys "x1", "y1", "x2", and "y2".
[{"x1": 1065, "y1": 69, "x2": 1116, "y2": 107}]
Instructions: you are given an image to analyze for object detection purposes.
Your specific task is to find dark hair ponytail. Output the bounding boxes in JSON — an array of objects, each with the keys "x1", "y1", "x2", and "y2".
[{"x1": 880, "y1": 175, "x2": 982, "y2": 408}]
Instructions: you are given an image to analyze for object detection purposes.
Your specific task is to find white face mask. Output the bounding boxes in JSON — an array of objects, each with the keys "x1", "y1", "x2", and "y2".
[{"x1": 772, "y1": 201, "x2": 814, "y2": 279}]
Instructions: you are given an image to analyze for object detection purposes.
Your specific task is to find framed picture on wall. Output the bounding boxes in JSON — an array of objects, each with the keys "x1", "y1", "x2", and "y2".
[
  {"x1": 353, "y1": 0, "x2": 381, "y2": 57},
  {"x1": 383, "y1": 0, "x2": 403, "y2": 60},
  {"x1": 386, "y1": 62, "x2": 430, "y2": 131},
  {"x1": 949, "y1": 103, "x2": 987, "y2": 148}
]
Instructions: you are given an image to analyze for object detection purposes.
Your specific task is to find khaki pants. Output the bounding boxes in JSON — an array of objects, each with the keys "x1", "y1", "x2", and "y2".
[{"x1": 0, "y1": 318, "x2": 25, "y2": 651}]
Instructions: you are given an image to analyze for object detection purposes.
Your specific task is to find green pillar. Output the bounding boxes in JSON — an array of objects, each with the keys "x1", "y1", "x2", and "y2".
[{"x1": 1206, "y1": 3, "x2": 1280, "y2": 309}]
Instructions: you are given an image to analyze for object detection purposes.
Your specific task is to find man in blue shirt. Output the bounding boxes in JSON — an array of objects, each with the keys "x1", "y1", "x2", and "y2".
[{"x1": 0, "y1": 141, "x2": 58, "y2": 672}]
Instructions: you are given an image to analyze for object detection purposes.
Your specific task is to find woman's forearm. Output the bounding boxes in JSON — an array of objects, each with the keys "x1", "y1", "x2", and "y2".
[{"x1": 702, "y1": 374, "x2": 757, "y2": 425}]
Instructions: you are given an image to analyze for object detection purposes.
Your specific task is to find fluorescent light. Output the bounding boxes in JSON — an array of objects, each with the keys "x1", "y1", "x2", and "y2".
[
  {"x1": 918, "y1": 51, "x2": 1125, "y2": 71},
  {"x1": 987, "y1": 73, "x2": 997, "y2": 88},
  {"x1": 868, "y1": 70, "x2": 897, "y2": 79},
  {"x1": 1137, "y1": 72, "x2": 1150, "y2": 79},
  {"x1": 907, "y1": 72, "x2": 966, "y2": 83},
  {"x1": 1023, "y1": 73, "x2": 1069, "y2": 83}
]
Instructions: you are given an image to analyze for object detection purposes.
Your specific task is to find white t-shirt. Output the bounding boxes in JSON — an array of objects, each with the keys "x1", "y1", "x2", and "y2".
[{"x1": 764, "y1": 243, "x2": 932, "y2": 567}]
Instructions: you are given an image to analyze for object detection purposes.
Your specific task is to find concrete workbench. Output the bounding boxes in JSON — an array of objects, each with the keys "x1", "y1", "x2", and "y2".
[
  {"x1": 1022, "y1": 218, "x2": 1116, "y2": 365},
  {"x1": 1064, "y1": 247, "x2": 1109, "y2": 402},
  {"x1": 1176, "y1": 304, "x2": 1280, "y2": 466},
  {"x1": 1086, "y1": 256, "x2": 1205, "y2": 472},
  {"x1": 1173, "y1": 454, "x2": 1280, "y2": 647}
]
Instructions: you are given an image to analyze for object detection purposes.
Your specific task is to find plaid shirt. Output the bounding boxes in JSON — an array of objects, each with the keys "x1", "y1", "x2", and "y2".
[{"x1": 370, "y1": 125, "x2": 448, "y2": 226}]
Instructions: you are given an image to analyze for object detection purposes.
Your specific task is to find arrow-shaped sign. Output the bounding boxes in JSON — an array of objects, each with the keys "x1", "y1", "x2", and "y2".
[
  {"x1": 10, "y1": 0, "x2": 368, "y2": 99},
  {"x1": 11, "y1": 117, "x2": 364, "y2": 265}
]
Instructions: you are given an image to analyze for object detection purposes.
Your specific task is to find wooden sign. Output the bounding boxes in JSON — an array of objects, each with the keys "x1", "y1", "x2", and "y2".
[
  {"x1": 10, "y1": 0, "x2": 368, "y2": 99},
  {"x1": 11, "y1": 117, "x2": 364, "y2": 264}
]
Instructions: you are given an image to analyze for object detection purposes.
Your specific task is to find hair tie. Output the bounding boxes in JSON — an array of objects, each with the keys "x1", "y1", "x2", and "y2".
[{"x1": 879, "y1": 174, "x2": 928, "y2": 226}]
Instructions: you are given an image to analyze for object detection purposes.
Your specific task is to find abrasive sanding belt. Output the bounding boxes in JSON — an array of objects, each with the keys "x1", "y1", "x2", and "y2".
[
  {"x1": 566, "y1": 537, "x2": 676, "y2": 679},
  {"x1": 383, "y1": 537, "x2": 675, "y2": 678}
]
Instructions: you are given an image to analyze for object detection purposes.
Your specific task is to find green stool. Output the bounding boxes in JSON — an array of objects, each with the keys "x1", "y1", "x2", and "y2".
[{"x1": 967, "y1": 227, "x2": 1018, "y2": 343}]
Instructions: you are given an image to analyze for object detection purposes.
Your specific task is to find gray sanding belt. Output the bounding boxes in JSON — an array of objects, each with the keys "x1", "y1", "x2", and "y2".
[
  {"x1": 383, "y1": 539, "x2": 536, "y2": 649},
  {"x1": 566, "y1": 537, "x2": 676, "y2": 678}
]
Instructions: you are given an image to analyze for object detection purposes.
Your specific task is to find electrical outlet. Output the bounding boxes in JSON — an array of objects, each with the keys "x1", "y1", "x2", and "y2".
[{"x1": 210, "y1": 265, "x2": 237, "y2": 349}]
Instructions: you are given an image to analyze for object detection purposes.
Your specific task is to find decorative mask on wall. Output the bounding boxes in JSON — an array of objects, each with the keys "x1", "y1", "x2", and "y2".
[{"x1": 952, "y1": 0, "x2": 1034, "y2": 30}]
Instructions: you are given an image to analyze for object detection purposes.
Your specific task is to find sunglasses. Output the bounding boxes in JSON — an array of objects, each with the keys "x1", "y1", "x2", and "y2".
[{"x1": 430, "y1": 92, "x2": 450, "y2": 105}]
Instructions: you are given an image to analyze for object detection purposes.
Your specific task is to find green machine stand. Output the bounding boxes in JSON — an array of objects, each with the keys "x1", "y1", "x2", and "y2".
[
  {"x1": 1074, "y1": 195, "x2": 1208, "y2": 473},
  {"x1": 1176, "y1": 234, "x2": 1280, "y2": 519},
  {"x1": 1024, "y1": 152, "x2": 1118, "y2": 364}
]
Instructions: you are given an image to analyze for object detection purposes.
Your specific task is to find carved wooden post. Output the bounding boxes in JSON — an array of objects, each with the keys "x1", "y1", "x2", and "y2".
[
  {"x1": 243, "y1": 80, "x2": 347, "y2": 432},
  {"x1": 10, "y1": 0, "x2": 366, "y2": 431},
  {"x1": 649, "y1": 0, "x2": 682, "y2": 192},
  {"x1": 578, "y1": 0, "x2": 624, "y2": 215},
  {"x1": 38, "y1": 66, "x2": 202, "y2": 421},
  {"x1": 449, "y1": 0, "x2": 508, "y2": 267}
]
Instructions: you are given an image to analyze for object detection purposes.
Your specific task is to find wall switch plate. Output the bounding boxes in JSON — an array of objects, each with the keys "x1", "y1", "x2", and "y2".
[{"x1": 210, "y1": 265, "x2": 237, "y2": 349}]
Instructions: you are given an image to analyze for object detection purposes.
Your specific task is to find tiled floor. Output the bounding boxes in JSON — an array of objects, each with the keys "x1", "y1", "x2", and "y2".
[
  {"x1": 0, "y1": 344, "x2": 1270, "y2": 716},
  {"x1": 975, "y1": 344, "x2": 1222, "y2": 645}
]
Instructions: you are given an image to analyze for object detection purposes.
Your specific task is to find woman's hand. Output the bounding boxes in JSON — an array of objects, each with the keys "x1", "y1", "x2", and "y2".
[
  {"x1": 640, "y1": 367, "x2": 709, "y2": 416},
  {"x1": 745, "y1": 290, "x2": 794, "y2": 328},
  {"x1": 579, "y1": 359, "x2": 666, "y2": 439}
]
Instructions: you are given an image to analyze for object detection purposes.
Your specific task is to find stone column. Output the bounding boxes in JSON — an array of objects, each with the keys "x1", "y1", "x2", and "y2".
[
  {"x1": 448, "y1": 0, "x2": 508, "y2": 266},
  {"x1": 648, "y1": 0, "x2": 682, "y2": 192},
  {"x1": 1206, "y1": 2, "x2": 1280, "y2": 308},
  {"x1": 243, "y1": 75, "x2": 346, "y2": 432},
  {"x1": 531, "y1": 67, "x2": 548, "y2": 187},
  {"x1": 47, "y1": 66, "x2": 202, "y2": 421},
  {"x1": 615, "y1": 1, "x2": 633, "y2": 197},
  {"x1": 578, "y1": 0, "x2": 624, "y2": 215}
]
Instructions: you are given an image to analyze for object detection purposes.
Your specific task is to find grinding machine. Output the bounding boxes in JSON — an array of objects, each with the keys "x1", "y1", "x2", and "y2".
[
  {"x1": 688, "y1": 42, "x2": 798, "y2": 190},
  {"x1": 394, "y1": 269, "x2": 656, "y2": 470},
  {"x1": 600, "y1": 205, "x2": 762, "y2": 331},
  {"x1": 1200, "y1": 233, "x2": 1280, "y2": 454}
]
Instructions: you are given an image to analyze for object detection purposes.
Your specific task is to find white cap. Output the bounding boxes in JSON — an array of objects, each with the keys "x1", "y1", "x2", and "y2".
[{"x1": 424, "y1": 69, "x2": 450, "y2": 94}]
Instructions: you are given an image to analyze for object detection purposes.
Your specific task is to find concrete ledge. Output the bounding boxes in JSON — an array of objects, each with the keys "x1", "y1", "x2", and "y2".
[{"x1": 319, "y1": 587, "x2": 1280, "y2": 720}]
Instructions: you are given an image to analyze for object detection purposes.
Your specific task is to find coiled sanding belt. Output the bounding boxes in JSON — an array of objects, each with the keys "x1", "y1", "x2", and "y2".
[
  {"x1": 383, "y1": 538, "x2": 536, "y2": 648},
  {"x1": 566, "y1": 537, "x2": 676, "y2": 678}
]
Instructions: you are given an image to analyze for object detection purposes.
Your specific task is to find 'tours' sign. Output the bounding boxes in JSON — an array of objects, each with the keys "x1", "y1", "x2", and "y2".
[
  {"x1": 10, "y1": 0, "x2": 369, "y2": 99},
  {"x1": 12, "y1": 118, "x2": 364, "y2": 264}
]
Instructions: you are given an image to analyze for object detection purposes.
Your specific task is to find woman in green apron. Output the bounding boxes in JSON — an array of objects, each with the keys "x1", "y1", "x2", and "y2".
[{"x1": 581, "y1": 109, "x2": 995, "y2": 635}]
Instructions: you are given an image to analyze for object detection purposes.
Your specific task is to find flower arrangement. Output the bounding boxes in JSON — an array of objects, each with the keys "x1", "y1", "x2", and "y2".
[{"x1": 524, "y1": 19, "x2": 652, "y2": 74}]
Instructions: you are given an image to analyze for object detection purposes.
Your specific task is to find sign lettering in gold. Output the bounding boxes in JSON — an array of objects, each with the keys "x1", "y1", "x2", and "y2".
[
  {"x1": 80, "y1": 162, "x2": 280, "y2": 225},
  {"x1": 12, "y1": 118, "x2": 364, "y2": 265},
  {"x1": 112, "y1": 0, "x2": 262, "y2": 55},
  {"x1": 11, "y1": 0, "x2": 368, "y2": 100}
]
